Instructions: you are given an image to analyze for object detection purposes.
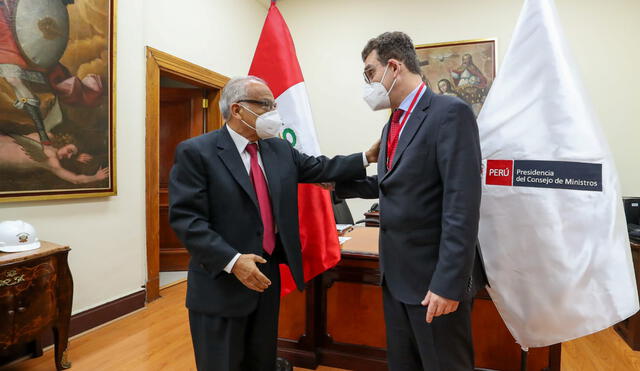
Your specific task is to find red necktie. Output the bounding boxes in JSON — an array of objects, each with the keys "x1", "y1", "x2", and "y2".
[
  {"x1": 245, "y1": 143, "x2": 275, "y2": 255},
  {"x1": 386, "y1": 108, "x2": 405, "y2": 170}
]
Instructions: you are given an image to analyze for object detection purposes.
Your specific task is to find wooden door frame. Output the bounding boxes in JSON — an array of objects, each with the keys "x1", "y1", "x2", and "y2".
[{"x1": 145, "y1": 47, "x2": 229, "y2": 302}]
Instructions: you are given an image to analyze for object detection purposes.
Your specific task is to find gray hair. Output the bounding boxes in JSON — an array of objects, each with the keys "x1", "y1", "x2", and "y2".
[{"x1": 219, "y1": 76, "x2": 267, "y2": 121}]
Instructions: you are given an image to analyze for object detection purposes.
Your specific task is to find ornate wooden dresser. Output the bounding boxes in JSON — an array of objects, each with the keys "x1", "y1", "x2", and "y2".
[{"x1": 0, "y1": 241, "x2": 73, "y2": 370}]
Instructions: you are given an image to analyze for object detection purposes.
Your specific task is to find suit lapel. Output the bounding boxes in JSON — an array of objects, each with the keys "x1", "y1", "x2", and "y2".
[
  {"x1": 257, "y1": 140, "x2": 281, "y2": 217},
  {"x1": 378, "y1": 119, "x2": 391, "y2": 179},
  {"x1": 217, "y1": 126, "x2": 259, "y2": 209},
  {"x1": 381, "y1": 88, "x2": 433, "y2": 182}
]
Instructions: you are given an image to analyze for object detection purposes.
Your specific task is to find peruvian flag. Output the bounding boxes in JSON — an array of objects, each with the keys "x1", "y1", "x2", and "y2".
[{"x1": 249, "y1": 1, "x2": 341, "y2": 296}]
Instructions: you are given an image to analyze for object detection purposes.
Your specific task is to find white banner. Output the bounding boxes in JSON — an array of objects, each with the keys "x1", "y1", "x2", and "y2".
[{"x1": 477, "y1": 0, "x2": 638, "y2": 348}]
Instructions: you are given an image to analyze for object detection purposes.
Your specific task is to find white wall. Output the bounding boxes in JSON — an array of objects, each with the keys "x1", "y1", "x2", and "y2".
[
  {"x1": 0, "y1": 0, "x2": 267, "y2": 314},
  {"x1": 1, "y1": 0, "x2": 638, "y2": 315},
  {"x1": 277, "y1": 0, "x2": 640, "y2": 218}
]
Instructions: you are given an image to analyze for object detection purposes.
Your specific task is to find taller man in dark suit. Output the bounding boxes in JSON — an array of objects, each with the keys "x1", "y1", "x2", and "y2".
[
  {"x1": 169, "y1": 76, "x2": 378, "y2": 371},
  {"x1": 336, "y1": 32, "x2": 487, "y2": 370}
]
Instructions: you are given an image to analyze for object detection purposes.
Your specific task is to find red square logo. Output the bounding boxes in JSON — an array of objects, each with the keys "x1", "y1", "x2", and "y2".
[{"x1": 486, "y1": 160, "x2": 514, "y2": 186}]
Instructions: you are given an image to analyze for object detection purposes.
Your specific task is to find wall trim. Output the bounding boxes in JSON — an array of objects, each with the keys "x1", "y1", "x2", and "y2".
[
  {"x1": 65, "y1": 289, "x2": 146, "y2": 339},
  {"x1": 1, "y1": 289, "x2": 146, "y2": 366}
]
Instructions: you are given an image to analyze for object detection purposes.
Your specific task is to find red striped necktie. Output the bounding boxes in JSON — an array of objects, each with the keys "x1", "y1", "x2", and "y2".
[
  {"x1": 386, "y1": 108, "x2": 405, "y2": 170},
  {"x1": 245, "y1": 143, "x2": 275, "y2": 255}
]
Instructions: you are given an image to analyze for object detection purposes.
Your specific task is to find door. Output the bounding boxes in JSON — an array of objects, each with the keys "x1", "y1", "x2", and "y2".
[
  {"x1": 159, "y1": 87, "x2": 206, "y2": 271},
  {"x1": 145, "y1": 47, "x2": 229, "y2": 301}
]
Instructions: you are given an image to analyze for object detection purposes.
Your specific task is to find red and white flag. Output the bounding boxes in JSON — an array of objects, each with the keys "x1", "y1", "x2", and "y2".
[{"x1": 249, "y1": 1, "x2": 341, "y2": 296}]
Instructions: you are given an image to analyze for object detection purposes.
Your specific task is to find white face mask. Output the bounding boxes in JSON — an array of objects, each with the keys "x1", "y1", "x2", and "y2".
[
  {"x1": 239, "y1": 105, "x2": 284, "y2": 139},
  {"x1": 362, "y1": 64, "x2": 397, "y2": 111}
]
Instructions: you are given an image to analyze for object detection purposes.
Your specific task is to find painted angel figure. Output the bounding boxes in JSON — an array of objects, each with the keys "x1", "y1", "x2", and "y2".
[
  {"x1": 437, "y1": 78, "x2": 459, "y2": 98},
  {"x1": 0, "y1": 130, "x2": 109, "y2": 184}
]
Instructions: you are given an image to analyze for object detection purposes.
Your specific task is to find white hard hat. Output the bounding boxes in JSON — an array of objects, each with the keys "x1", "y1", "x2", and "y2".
[{"x1": 0, "y1": 220, "x2": 41, "y2": 253}]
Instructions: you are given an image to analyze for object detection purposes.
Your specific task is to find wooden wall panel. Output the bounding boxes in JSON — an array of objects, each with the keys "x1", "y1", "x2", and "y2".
[
  {"x1": 326, "y1": 282, "x2": 386, "y2": 349},
  {"x1": 279, "y1": 289, "x2": 307, "y2": 341}
]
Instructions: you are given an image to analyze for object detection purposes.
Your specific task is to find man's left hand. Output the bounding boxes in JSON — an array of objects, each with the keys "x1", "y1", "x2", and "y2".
[
  {"x1": 365, "y1": 138, "x2": 381, "y2": 164},
  {"x1": 315, "y1": 182, "x2": 335, "y2": 191},
  {"x1": 421, "y1": 290, "x2": 459, "y2": 323}
]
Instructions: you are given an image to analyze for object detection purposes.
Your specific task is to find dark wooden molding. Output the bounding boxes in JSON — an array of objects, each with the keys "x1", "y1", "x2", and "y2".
[
  {"x1": 1, "y1": 289, "x2": 145, "y2": 366},
  {"x1": 42, "y1": 289, "x2": 146, "y2": 348},
  {"x1": 67, "y1": 289, "x2": 146, "y2": 339}
]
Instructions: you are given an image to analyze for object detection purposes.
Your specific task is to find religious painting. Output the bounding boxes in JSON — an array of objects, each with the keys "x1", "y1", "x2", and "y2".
[
  {"x1": 0, "y1": 0, "x2": 115, "y2": 202},
  {"x1": 415, "y1": 39, "x2": 496, "y2": 117}
]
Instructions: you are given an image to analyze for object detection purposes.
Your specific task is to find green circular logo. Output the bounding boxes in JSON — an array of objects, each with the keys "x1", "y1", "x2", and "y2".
[{"x1": 282, "y1": 128, "x2": 297, "y2": 147}]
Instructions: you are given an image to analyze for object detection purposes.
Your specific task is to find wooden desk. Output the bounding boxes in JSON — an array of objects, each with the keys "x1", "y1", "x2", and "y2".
[
  {"x1": 278, "y1": 227, "x2": 561, "y2": 371},
  {"x1": 0, "y1": 241, "x2": 73, "y2": 370},
  {"x1": 615, "y1": 241, "x2": 640, "y2": 350}
]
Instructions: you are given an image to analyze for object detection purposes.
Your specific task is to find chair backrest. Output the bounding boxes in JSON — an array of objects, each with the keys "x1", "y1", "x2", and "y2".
[{"x1": 331, "y1": 191, "x2": 354, "y2": 225}]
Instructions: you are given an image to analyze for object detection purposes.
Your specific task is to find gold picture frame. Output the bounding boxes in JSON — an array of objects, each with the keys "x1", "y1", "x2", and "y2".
[
  {"x1": 415, "y1": 38, "x2": 496, "y2": 117},
  {"x1": 0, "y1": 0, "x2": 117, "y2": 202}
]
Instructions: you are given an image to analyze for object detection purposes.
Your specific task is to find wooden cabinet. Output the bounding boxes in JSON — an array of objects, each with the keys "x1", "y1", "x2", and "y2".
[
  {"x1": 0, "y1": 242, "x2": 73, "y2": 370},
  {"x1": 278, "y1": 227, "x2": 561, "y2": 371}
]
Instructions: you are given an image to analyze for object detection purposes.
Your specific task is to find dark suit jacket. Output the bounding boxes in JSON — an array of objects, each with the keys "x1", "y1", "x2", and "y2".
[
  {"x1": 169, "y1": 126, "x2": 366, "y2": 317},
  {"x1": 336, "y1": 88, "x2": 487, "y2": 304}
]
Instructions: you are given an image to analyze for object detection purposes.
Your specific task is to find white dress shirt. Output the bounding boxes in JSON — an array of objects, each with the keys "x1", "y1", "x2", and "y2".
[
  {"x1": 226, "y1": 124, "x2": 267, "y2": 178},
  {"x1": 397, "y1": 82, "x2": 427, "y2": 138},
  {"x1": 223, "y1": 125, "x2": 264, "y2": 273},
  {"x1": 223, "y1": 124, "x2": 369, "y2": 273}
]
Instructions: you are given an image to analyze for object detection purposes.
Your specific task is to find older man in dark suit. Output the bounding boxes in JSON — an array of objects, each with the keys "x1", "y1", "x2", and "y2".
[
  {"x1": 336, "y1": 32, "x2": 488, "y2": 371},
  {"x1": 169, "y1": 76, "x2": 378, "y2": 371}
]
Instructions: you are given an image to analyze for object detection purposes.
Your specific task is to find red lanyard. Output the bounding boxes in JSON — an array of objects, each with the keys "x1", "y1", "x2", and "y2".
[{"x1": 397, "y1": 82, "x2": 426, "y2": 131}]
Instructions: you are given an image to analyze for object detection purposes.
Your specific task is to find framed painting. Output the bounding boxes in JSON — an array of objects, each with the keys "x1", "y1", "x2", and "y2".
[
  {"x1": 415, "y1": 39, "x2": 496, "y2": 117},
  {"x1": 0, "y1": 0, "x2": 116, "y2": 202}
]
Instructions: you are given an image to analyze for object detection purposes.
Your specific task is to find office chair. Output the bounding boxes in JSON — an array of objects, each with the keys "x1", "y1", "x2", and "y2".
[
  {"x1": 330, "y1": 191, "x2": 354, "y2": 225},
  {"x1": 330, "y1": 191, "x2": 378, "y2": 226}
]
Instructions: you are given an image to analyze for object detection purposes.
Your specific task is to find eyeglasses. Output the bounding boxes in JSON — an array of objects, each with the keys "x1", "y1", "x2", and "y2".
[
  {"x1": 363, "y1": 62, "x2": 400, "y2": 84},
  {"x1": 236, "y1": 99, "x2": 277, "y2": 111},
  {"x1": 363, "y1": 66, "x2": 378, "y2": 84}
]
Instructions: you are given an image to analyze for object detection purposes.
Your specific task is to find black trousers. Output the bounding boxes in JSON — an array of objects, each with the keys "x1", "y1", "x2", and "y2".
[
  {"x1": 189, "y1": 249, "x2": 282, "y2": 371},
  {"x1": 382, "y1": 283, "x2": 474, "y2": 371}
]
